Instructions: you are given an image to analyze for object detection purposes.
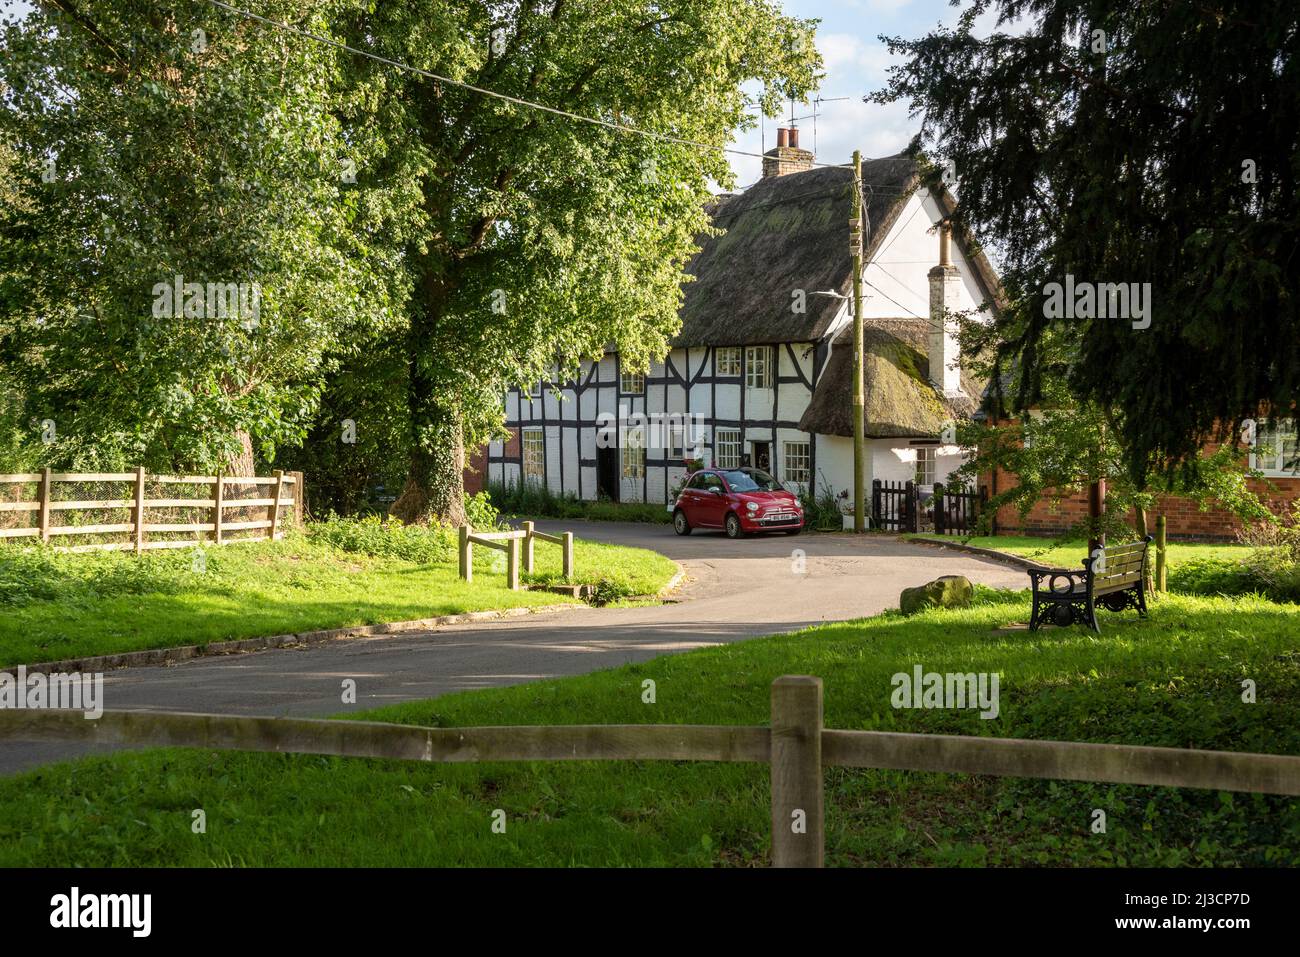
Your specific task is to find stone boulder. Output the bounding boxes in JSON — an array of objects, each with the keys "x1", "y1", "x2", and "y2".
[{"x1": 899, "y1": 575, "x2": 974, "y2": 616}]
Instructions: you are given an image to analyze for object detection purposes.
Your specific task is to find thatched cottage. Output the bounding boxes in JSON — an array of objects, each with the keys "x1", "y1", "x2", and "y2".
[{"x1": 476, "y1": 130, "x2": 1001, "y2": 512}]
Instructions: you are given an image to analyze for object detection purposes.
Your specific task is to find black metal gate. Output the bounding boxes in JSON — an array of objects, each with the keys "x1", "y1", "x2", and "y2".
[
  {"x1": 932, "y1": 482, "x2": 987, "y2": 535},
  {"x1": 871, "y1": 479, "x2": 917, "y2": 532}
]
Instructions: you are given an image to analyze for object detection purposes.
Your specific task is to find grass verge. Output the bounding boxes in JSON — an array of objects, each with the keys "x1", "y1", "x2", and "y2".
[
  {"x1": 905, "y1": 533, "x2": 1249, "y2": 567},
  {"x1": 2, "y1": 589, "x2": 1297, "y2": 866},
  {"x1": 0, "y1": 532, "x2": 677, "y2": 667}
]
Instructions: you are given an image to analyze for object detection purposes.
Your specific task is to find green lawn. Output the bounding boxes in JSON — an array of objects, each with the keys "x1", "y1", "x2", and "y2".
[
  {"x1": 3, "y1": 589, "x2": 1297, "y2": 867},
  {"x1": 906, "y1": 533, "x2": 1250, "y2": 568},
  {"x1": 0, "y1": 533, "x2": 677, "y2": 667}
]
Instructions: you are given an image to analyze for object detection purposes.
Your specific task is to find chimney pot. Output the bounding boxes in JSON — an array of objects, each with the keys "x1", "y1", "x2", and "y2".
[
  {"x1": 789, "y1": 127, "x2": 800, "y2": 149},
  {"x1": 776, "y1": 128, "x2": 789, "y2": 148}
]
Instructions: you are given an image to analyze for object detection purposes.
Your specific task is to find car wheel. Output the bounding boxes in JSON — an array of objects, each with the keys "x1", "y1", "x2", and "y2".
[
  {"x1": 725, "y1": 512, "x2": 744, "y2": 539},
  {"x1": 673, "y1": 510, "x2": 692, "y2": 536}
]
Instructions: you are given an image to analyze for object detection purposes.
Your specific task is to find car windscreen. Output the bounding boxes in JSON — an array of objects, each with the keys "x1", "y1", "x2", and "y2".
[{"x1": 721, "y1": 470, "x2": 782, "y2": 492}]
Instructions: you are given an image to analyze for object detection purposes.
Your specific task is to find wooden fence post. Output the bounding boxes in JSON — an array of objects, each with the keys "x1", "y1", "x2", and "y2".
[
  {"x1": 522, "y1": 521, "x2": 534, "y2": 573},
  {"x1": 904, "y1": 480, "x2": 918, "y2": 533},
  {"x1": 933, "y1": 482, "x2": 945, "y2": 534},
  {"x1": 507, "y1": 536, "x2": 520, "y2": 591},
  {"x1": 289, "y1": 470, "x2": 304, "y2": 527},
  {"x1": 133, "y1": 466, "x2": 146, "y2": 554},
  {"x1": 562, "y1": 531, "x2": 574, "y2": 580},
  {"x1": 267, "y1": 469, "x2": 285, "y2": 542},
  {"x1": 459, "y1": 525, "x2": 472, "y2": 583},
  {"x1": 1155, "y1": 514, "x2": 1167, "y2": 593},
  {"x1": 870, "y1": 479, "x2": 880, "y2": 529},
  {"x1": 213, "y1": 474, "x2": 224, "y2": 546},
  {"x1": 38, "y1": 467, "x2": 51, "y2": 545},
  {"x1": 770, "y1": 675, "x2": 824, "y2": 868}
]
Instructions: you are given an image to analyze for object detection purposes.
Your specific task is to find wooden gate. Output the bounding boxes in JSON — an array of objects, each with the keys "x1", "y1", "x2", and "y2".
[
  {"x1": 871, "y1": 479, "x2": 917, "y2": 532},
  {"x1": 932, "y1": 482, "x2": 987, "y2": 535}
]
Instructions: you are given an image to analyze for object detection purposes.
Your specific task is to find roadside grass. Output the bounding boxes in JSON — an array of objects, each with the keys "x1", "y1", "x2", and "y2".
[
  {"x1": 0, "y1": 533, "x2": 676, "y2": 667},
  {"x1": 905, "y1": 533, "x2": 1249, "y2": 567},
  {"x1": 3, "y1": 589, "x2": 1298, "y2": 867}
]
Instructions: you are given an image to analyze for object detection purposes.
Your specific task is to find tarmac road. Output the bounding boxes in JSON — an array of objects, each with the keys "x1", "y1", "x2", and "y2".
[{"x1": 0, "y1": 521, "x2": 1026, "y2": 775}]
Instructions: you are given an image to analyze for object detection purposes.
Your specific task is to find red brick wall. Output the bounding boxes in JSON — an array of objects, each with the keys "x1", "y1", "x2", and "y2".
[
  {"x1": 987, "y1": 432, "x2": 1300, "y2": 542},
  {"x1": 463, "y1": 443, "x2": 489, "y2": 495}
]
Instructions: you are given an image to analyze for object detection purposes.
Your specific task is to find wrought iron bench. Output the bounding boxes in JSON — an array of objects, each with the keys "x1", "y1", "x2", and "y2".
[{"x1": 1028, "y1": 536, "x2": 1153, "y2": 633}]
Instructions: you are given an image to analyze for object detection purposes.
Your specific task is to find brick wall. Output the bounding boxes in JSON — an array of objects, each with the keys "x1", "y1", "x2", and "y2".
[
  {"x1": 990, "y1": 449, "x2": 1300, "y2": 542},
  {"x1": 463, "y1": 442, "x2": 489, "y2": 495}
]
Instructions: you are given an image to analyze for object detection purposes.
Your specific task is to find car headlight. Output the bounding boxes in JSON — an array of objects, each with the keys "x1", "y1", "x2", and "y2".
[{"x1": 746, "y1": 502, "x2": 758, "y2": 512}]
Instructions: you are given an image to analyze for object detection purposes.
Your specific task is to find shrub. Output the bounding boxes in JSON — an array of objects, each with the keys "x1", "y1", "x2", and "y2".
[
  {"x1": 307, "y1": 514, "x2": 457, "y2": 565},
  {"x1": 487, "y1": 481, "x2": 670, "y2": 524},
  {"x1": 800, "y1": 476, "x2": 847, "y2": 532}
]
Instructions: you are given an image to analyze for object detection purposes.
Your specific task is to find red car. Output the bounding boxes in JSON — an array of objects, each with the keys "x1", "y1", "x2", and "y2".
[{"x1": 672, "y1": 467, "x2": 804, "y2": 538}]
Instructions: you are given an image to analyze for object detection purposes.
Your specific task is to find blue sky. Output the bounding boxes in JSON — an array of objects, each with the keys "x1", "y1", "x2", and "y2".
[{"x1": 726, "y1": 0, "x2": 1010, "y2": 186}]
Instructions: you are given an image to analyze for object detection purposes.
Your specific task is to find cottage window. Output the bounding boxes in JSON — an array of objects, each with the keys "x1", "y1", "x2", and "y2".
[
  {"x1": 715, "y1": 429, "x2": 742, "y2": 469},
  {"x1": 782, "y1": 441, "x2": 811, "y2": 487},
  {"x1": 522, "y1": 429, "x2": 545, "y2": 484},
  {"x1": 528, "y1": 380, "x2": 542, "y2": 398},
  {"x1": 914, "y1": 446, "x2": 937, "y2": 487},
  {"x1": 1254, "y1": 419, "x2": 1300, "y2": 476},
  {"x1": 745, "y1": 346, "x2": 773, "y2": 389},
  {"x1": 622, "y1": 428, "x2": 646, "y2": 478},
  {"x1": 620, "y1": 368, "x2": 645, "y2": 394},
  {"x1": 716, "y1": 347, "x2": 742, "y2": 377}
]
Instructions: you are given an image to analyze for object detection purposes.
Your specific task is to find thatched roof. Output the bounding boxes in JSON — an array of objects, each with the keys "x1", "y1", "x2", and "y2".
[
  {"x1": 798, "y1": 319, "x2": 981, "y2": 439},
  {"x1": 676, "y1": 155, "x2": 920, "y2": 346}
]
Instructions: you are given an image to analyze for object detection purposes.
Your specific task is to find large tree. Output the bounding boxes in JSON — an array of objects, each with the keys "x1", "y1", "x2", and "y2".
[
  {"x1": 877, "y1": 0, "x2": 1300, "y2": 485},
  {"x1": 323, "y1": 0, "x2": 821, "y2": 524},
  {"x1": 0, "y1": 0, "x2": 397, "y2": 474}
]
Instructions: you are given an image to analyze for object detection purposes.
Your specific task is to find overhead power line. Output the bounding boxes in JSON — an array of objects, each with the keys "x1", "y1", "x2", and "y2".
[{"x1": 205, "y1": 0, "x2": 858, "y2": 171}]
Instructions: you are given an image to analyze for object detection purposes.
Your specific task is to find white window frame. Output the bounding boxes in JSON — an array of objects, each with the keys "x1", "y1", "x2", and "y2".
[
  {"x1": 716, "y1": 347, "x2": 742, "y2": 377},
  {"x1": 745, "y1": 346, "x2": 773, "y2": 389},
  {"x1": 621, "y1": 428, "x2": 646, "y2": 479},
  {"x1": 1253, "y1": 418, "x2": 1300, "y2": 476},
  {"x1": 715, "y1": 429, "x2": 742, "y2": 469},
  {"x1": 782, "y1": 441, "x2": 810, "y2": 487},
  {"x1": 620, "y1": 368, "x2": 645, "y2": 394},
  {"x1": 914, "y1": 446, "x2": 937, "y2": 486},
  {"x1": 522, "y1": 428, "x2": 545, "y2": 484}
]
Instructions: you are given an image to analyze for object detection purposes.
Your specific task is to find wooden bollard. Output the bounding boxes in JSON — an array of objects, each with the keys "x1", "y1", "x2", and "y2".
[
  {"x1": 562, "y1": 531, "x2": 574, "y2": 580},
  {"x1": 459, "y1": 525, "x2": 472, "y2": 583},
  {"x1": 770, "y1": 676, "x2": 824, "y2": 867},
  {"x1": 1155, "y1": 514, "x2": 1167, "y2": 593},
  {"x1": 507, "y1": 536, "x2": 520, "y2": 591},
  {"x1": 522, "y1": 521, "x2": 535, "y2": 573}
]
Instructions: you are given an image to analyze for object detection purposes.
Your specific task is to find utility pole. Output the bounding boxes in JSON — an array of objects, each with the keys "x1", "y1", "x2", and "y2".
[{"x1": 850, "y1": 150, "x2": 866, "y2": 533}]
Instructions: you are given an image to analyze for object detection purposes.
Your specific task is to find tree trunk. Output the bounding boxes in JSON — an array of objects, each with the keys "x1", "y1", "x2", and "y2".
[
  {"x1": 389, "y1": 265, "x2": 467, "y2": 527},
  {"x1": 389, "y1": 401, "x2": 467, "y2": 526},
  {"x1": 224, "y1": 429, "x2": 255, "y2": 476}
]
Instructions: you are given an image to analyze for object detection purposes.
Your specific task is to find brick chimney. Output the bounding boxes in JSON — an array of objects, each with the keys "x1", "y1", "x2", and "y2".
[
  {"x1": 762, "y1": 126, "x2": 814, "y2": 178},
  {"x1": 928, "y1": 221, "x2": 963, "y2": 395}
]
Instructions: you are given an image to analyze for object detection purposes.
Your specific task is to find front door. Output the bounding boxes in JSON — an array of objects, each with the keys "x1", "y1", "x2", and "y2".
[
  {"x1": 596, "y1": 446, "x2": 618, "y2": 502},
  {"x1": 750, "y1": 441, "x2": 772, "y2": 474}
]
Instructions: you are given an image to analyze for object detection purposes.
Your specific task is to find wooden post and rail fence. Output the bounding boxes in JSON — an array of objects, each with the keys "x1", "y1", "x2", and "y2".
[
  {"x1": 458, "y1": 522, "x2": 574, "y2": 591},
  {"x1": 3, "y1": 675, "x2": 1297, "y2": 867},
  {"x1": 0, "y1": 469, "x2": 303, "y2": 553}
]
